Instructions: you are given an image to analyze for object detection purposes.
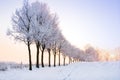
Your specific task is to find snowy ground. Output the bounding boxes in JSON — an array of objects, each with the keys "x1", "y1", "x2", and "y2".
[{"x1": 0, "y1": 61, "x2": 120, "y2": 80}]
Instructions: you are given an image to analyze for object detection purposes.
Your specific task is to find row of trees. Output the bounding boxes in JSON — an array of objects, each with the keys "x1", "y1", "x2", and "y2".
[
  {"x1": 7, "y1": 0, "x2": 100, "y2": 70},
  {"x1": 7, "y1": 0, "x2": 75, "y2": 70}
]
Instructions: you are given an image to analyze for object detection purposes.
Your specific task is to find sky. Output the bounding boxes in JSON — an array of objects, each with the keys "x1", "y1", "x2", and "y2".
[{"x1": 0, "y1": 0, "x2": 120, "y2": 63}]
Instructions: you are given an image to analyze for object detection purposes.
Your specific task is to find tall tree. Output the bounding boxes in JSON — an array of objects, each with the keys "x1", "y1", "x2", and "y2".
[
  {"x1": 8, "y1": 0, "x2": 33, "y2": 70},
  {"x1": 51, "y1": 31, "x2": 61, "y2": 67},
  {"x1": 45, "y1": 26, "x2": 60, "y2": 67},
  {"x1": 57, "y1": 34, "x2": 65, "y2": 66},
  {"x1": 31, "y1": 1, "x2": 59, "y2": 67}
]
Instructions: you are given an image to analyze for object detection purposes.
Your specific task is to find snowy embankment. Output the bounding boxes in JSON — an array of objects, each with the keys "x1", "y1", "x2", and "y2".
[{"x1": 0, "y1": 61, "x2": 120, "y2": 80}]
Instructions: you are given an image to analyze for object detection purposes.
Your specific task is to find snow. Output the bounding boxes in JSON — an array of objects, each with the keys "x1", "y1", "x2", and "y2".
[{"x1": 0, "y1": 61, "x2": 120, "y2": 80}]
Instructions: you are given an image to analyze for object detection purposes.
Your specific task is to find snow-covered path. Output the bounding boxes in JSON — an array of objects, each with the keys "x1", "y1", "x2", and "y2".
[{"x1": 0, "y1": 61, "x2": 120, "y2": 80}]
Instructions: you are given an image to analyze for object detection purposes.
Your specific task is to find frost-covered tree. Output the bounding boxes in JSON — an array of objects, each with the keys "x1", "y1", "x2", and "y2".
[
  {"x1": 61, "y1": 41, "x2": 72, "y2": 65},
  {"x1": 45, "y1": 26, "x2": 59, "y2": 67},
  {"x1": 84, "y1": 46, "x2": 99, "y2": 61},
  {"x1": 57, "y1": 34, "x2": 65, "y2": 66},
  {"x1": 31, "y1": 1, "x2": 59, "y2": 67},
  {"x1": 30, "y1": 1, "x2": 47, "y2": 68},
  {"x1": 52, "y1": 40, "x2": 58, "y2": 67},
  {"x1": 71, "y1": 47, "x2": 83, "y2": 62},
  {"x1": 8, "y1": 0, "x2": 33, "y2": 70},
  {"x1": 48, "y1": 31, "x2": 67, "y2": 67}
]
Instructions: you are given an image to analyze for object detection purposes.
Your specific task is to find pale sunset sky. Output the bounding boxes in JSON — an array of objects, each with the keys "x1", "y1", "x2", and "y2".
[{"x1": 0, "y1": 0, "x2": 120, "y2": 63}]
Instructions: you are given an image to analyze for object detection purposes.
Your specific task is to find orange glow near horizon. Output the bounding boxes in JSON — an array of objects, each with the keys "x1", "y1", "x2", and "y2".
[
  {"x1": 98, "y1": 49, "x2": 120, "y2": 61},
  {"x1": 0, "y1": 35, "x2": 120, "y2": 64},
  {"x1": 0, "y1": 36, "x2": 70, "y2": 64}
]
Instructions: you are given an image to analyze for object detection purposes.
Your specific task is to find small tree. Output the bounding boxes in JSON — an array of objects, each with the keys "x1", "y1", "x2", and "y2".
[{"x1": 84, "y1": 46, "x2": 99, "y2": 61}]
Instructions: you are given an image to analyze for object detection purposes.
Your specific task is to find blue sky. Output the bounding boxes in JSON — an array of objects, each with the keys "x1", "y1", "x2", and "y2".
[
  {"x1": 0, "y1": 0, "x2": 120, "y2": 49},
  {"x1": 0, "y1": 0, "x2": 120, "y2": 62},
  {"x1": 33, "y1": 0, "x2": 120, "y2": 49}
]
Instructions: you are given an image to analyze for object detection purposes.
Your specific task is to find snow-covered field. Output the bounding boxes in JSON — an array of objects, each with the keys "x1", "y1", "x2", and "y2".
[{"x1": 0, "y1": 61, "x2": 120, "y2": 80}]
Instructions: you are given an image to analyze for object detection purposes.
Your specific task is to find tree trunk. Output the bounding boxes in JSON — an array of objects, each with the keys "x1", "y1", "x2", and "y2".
[
  {"x1": 63, "y1": 56, "x2": 66, "y2": 66},
  {"x1": 41, "y1": 51, "x2": 44, "y2": 67},
  {"x1": 47, "y1": 49, "x2": 51, "y2": 67},
  {"x1": 69, "y1": 57, "x2": 71, "y2": 64},
  {"x1": 41, "y1": 44, "x2": 45, "y2": 67},
  {"x1": 58, "y1": 50, "x2": 60, "y2": 66},
  {"x1": 54, "y1": 51, "x2": 56, "y2": 67},
  {"x1": 27, "y1": 41, "x2": 32, "y2": 70},
  {"x1": 36, "y1": 41, "x2": 40, "y2": 68},
  {"x1": 73, "y1": 59, "x2": 75, "y2": 63}
]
